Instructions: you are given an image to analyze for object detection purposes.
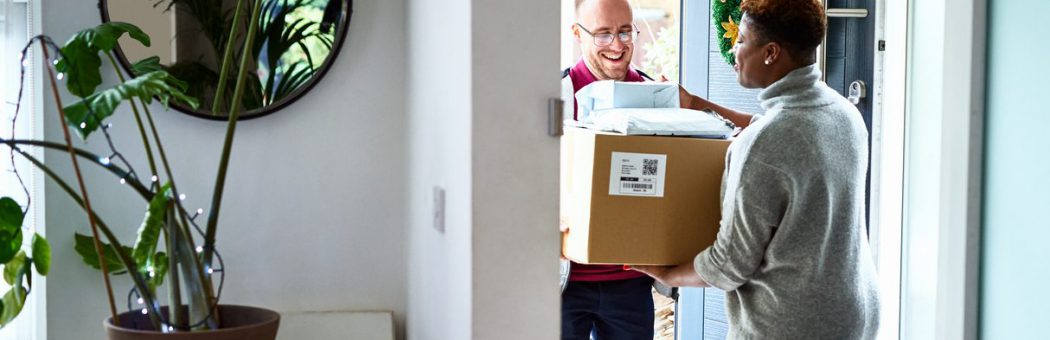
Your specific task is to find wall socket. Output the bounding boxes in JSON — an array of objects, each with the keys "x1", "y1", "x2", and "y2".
[{"x1": 432, "y1": 186, "x2": 445, "y2": 234}]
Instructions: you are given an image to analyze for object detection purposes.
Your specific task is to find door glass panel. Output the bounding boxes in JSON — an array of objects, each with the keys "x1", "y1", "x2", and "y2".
[{"x1": 632, "y1": 0, "x2": 681, "y2": 83}]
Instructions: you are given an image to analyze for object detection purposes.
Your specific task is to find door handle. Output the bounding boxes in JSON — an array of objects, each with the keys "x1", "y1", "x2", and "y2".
[
  {"x1": 827, "y1": 8, "x2": 869, "y2": 18},
  {"x1": 548, "y1": 98, "x2": 564, "y2": 137},
  {"x1": 848, "y1": 80, "x2": 867, "y2": 105}
]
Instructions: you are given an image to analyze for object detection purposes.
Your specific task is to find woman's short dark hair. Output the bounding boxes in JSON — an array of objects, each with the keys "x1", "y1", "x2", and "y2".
[{"x1": 741, "y1": 0, "x2": 827, "y2": 63}]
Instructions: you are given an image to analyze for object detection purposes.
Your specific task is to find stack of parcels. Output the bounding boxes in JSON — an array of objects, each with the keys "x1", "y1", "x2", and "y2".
[
  {"x1": 561, "y1": 80, "x2": 733, "y2": 266},
  {"x1": 574, "y1": 80, "x2": 735, "y2": 138}
]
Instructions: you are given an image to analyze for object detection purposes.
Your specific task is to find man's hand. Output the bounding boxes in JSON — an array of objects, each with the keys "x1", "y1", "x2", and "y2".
[
  {"x1": 628, "y1": 263, "x2": 710, "y2": 288},
  {"x1": 559, "y1": 221, "x2": 569, "y2": 260}
]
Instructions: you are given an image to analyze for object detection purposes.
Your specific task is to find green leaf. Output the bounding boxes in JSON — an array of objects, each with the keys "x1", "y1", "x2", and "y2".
[
  {"x1": 0, "y1": 198, "x2": 23, "y2": 266},
  {"x1": 3, "y1": 251, "x2": 27, "y2": 286},
  {"x1": 62, "y1": 71, "x2": 200, "y2": 139},
  {"x1": 56, "y1": 37, "x2": 104, "y2": 97},
  {"x1": 0, "y1": 286, "x2": 26, "y2": 326},
  {"x1": 56, "y1": 22, "x2": 150, "y2": 99},
  {"x1": 145, "y1": 252, "x2": 168, "y2": 292},
  {"x1": 31, "y1": 234, "x2": 50, "y2": 276},
  {"x1": 0, "y1": 197, "x2": 24, "y2": 234},
  {"x1": 133, "y1": 182, "x2": 170, "y2": 267},
  {"x1": 73, "y1": 233, "x2": 129, "y2": 274},
  {"x1": 0, "y1": 230, "x2": 22, "y2": 265},
  {"x1": 130, "y1": 56, "x2": 164, "y2": 76},
  {"x1": 0, "y1": 250, "x2": 26, "y2": 327},
  {"x1": 88, "y1": 22, "x2": 150, "y2": 51}
]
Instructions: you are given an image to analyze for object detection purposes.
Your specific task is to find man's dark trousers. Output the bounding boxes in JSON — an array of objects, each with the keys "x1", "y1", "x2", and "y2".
[{"x1": 561, "y1": 276, "x2": 655, "y2": 340}]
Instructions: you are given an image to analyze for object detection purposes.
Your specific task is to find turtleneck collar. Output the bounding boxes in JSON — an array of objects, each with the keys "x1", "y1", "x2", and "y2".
[{"x1": 757, "y1": 63, "x2": 829, "y2": 112}]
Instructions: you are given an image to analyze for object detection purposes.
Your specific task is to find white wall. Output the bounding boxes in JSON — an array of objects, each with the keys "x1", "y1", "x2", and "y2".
[
  {"x1": 406, "y1": 0, "x2": 561, "y2": 339},
  {"x1": 39, "y1": 0, "x2": 407, "y2": 339},
  {"x1": 405, "y1": 0, "x2": 473, "y2": 337}
]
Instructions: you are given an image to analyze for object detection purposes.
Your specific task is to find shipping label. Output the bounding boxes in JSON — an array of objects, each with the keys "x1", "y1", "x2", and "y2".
[{"x1": 608, "y1": 152, "x2": 667, "y2": 197}]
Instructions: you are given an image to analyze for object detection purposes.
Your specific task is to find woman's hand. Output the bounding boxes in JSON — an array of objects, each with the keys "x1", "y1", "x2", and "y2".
[
  {"x1": 660, "y1": 75, "x2": 704, "y2": 111},
  {"x1": 660, "y1": 75, "x2": 753, "y2": 129},
  {"x1": 629, "y1": 263, "x2": 710, "y2": 288}
]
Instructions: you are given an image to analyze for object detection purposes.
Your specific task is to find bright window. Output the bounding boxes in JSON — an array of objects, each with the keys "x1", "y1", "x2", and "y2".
[
  {"x1": 632, "y1": 0, "x2": 680, "y2": 83},
  {"x1": 0, "y1": 0, "x2": 40, "y2": 338}
]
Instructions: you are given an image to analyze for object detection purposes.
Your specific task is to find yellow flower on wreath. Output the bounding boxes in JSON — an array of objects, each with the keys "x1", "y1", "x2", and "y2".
[{"x1": 721, "y1": 16, "x2": 739, "y2": 49}]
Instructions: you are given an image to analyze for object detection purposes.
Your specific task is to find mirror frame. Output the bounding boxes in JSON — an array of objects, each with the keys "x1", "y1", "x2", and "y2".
[{"x1": 98, "y1": 0, "x2": 354, "y2": 120}]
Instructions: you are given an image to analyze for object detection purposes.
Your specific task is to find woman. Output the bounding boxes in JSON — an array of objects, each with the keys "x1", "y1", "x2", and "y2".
[{"x1": 631, "y1": 0, "x2": 880, "y2": 338}]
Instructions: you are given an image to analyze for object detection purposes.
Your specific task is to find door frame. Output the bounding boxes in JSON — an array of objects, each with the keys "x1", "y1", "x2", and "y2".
[
  {"x1": 675, "y1": 0, "x2": 709, "y2": 337},
  {"x1": 898, "y1": 0, "x2": 986, "y2": 339},
  {"x1": 870, "y1": 0, "x2": 906, "y2": 338}
]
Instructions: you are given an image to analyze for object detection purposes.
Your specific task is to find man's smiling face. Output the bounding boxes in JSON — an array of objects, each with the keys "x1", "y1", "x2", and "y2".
[{"x1": 575, "y1": 0, "x2": 634, "y2": 80}]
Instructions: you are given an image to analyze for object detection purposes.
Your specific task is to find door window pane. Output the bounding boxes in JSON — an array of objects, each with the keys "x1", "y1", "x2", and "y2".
[{"x1": 633, "y1": 0, "x2": 680, "y2": 82}]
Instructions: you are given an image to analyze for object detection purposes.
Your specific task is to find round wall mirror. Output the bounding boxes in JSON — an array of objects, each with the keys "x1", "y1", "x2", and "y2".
[{"x1": 100, "y1": 0, "x2": 352, "y2": 120}]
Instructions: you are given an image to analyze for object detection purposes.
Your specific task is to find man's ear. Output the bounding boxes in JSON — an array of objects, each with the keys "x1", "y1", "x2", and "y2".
[{"x1": 572, "y1": 24, "x2": 582, "y2": 43}]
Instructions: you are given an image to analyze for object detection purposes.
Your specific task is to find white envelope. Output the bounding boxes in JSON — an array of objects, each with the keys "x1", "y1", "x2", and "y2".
[
  {"x1": 574, "y1": 80, "x2": 679, "y2": 121},
  {"x1": 587, "y1": 108, "x2": 735, "y2": 138}
]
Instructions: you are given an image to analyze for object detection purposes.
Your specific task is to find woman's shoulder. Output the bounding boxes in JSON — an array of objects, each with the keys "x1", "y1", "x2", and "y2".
[
  {"x1": 770, "y1": 88, "x2": 863, "y2": 133},
  {"x1": 741, "y1": 101, "x2": 865, "y2": 163}
]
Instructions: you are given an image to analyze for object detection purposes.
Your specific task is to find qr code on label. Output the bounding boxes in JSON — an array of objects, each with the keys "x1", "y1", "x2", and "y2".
[{"x1": 643, "y1": 158, "x2": 659, "y2": 176}]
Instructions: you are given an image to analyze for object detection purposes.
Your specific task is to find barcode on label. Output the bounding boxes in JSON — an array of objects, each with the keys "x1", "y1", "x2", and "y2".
[
  {"x1": 622, "y1": 183, "x2": 653, "y2": 190},
  {"x1": 643, "y1": 158, "x2": 659, "y2": 176}
]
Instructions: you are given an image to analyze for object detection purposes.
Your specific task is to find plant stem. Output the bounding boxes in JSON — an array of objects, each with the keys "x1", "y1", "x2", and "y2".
[
  {"x1": 166, "y1": 206, "x2": 183, "y2": 330},
  {"x1": 0, "y1": 139, "x2": 152, "y2": 199},
  {"x1": 203, "y1": 0, "x2": 263, "y2": 277},
  {"x1": 106, "y1": 52, "x2": 158, "y2": 177},
  {"x1": 137, "y1": 102, "x2": 219, "y2": 329},
  {"x1": 210, "y1": 0, "x2": 248, "y2": 115},
  {"x1": 169, "y1": 220, "x2": 216, "y2": 330},
  {"x1": 41, "y1": 45, "x2": 120, "y2": 327}
]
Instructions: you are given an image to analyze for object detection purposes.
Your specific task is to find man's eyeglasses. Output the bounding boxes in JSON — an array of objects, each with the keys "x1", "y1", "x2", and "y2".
[{"x1": 576, "y1": 23, "x2": 639, "y2": 47}]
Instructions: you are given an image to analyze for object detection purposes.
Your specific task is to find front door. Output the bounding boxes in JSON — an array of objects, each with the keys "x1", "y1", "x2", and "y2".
[{"x1": 675, "y1": 0, "x2": 876, "y2": 338}]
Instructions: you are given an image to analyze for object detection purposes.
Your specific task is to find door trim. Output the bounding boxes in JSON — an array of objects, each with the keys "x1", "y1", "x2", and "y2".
[
  {"x1": 898, "y1": 0, "x2": 986, "y2": 339},
  {"x1": 677, "y1": 0, "x2": 710, "y2": 337}
]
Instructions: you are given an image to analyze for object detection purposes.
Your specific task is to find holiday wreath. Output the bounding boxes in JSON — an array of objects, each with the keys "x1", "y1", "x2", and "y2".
[{"x1": 713, "y1": 0, "x2": 743, "y2": 65}]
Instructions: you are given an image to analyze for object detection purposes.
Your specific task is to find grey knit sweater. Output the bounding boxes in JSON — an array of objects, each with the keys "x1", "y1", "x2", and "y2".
[{"x1": 694, "y1": 64, "x2": 880, "y2": 339}]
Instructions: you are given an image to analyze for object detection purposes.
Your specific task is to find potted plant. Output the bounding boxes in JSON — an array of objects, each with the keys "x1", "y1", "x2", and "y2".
[{"x1": 0, "y1": 0, "x2": 280, "y2": 337}]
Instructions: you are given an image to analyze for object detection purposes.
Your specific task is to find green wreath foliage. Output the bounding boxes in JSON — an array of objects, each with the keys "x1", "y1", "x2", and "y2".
[{"x1": 712, "y1": 0, "x2": 743, "y2": 65}]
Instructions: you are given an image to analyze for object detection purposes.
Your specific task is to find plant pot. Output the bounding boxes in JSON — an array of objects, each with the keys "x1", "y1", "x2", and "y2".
[{"x1": 105, "y1": 304, "x2": 280, "y2": 340}]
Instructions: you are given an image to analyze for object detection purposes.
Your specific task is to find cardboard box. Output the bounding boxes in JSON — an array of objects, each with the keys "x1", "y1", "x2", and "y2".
[{"x1": 560, "y1": 127, "x2": 730, "y2": 265}]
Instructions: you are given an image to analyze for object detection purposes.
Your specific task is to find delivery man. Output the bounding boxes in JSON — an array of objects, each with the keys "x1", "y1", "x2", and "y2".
[{"x1": 559, "y1": 1, "x2": 656, "y2": 339}]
